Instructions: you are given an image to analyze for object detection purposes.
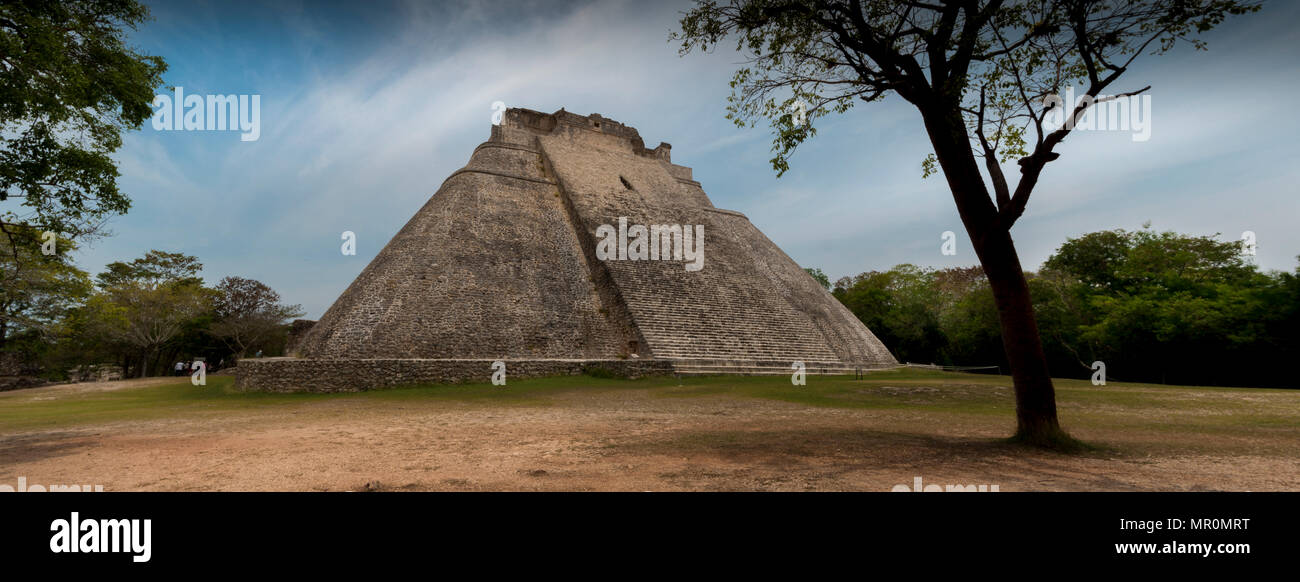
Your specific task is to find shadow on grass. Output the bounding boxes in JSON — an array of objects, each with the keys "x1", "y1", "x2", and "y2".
[
  {"x1": 1005, "y1": 429, "x2": 1104, "y2": 455},
  {"x1": 612, "y1": 426, "x2": 1148, "y2": 489}
]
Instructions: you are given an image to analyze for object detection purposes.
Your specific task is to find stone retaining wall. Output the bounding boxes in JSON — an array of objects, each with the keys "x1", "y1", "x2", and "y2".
[{"x1": 235, "y1": 358, "x2": 673, "y2": 393}]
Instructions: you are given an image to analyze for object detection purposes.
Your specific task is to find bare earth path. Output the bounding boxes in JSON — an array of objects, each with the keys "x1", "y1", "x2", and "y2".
[{"x1": 0, "y1": 373, "x2": 1296, "y2": 491}]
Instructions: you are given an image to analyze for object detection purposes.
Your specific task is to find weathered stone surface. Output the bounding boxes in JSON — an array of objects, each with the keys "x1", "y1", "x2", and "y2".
[
  {"x1": 64, "y1": 364, "x2": 124, "y2": 383},
  {"x1": 240, "y1": 107, "x2": 895, "y2": 392},
  {"x1": 0, "y1": 376, "x2": 49, "y2": 392}
]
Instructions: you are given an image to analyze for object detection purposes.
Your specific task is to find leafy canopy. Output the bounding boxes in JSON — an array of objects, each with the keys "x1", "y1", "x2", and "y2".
[
  {"x1": 674, "y1": 0, "x2": 1258, "y2": 230},
  {"x1": 0, "y1": 0, "x2": 167, "y2": 240}
]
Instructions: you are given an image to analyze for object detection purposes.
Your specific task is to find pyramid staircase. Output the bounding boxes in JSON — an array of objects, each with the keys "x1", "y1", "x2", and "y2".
[{"x1": 666, "y1": 358, "x2": 900, "y2": 377}]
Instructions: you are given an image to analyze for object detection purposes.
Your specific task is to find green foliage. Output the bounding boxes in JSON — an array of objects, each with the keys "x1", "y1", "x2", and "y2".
[
  {"x1": 1045, "y1": 227, "x2": 1285, "y2": 386},
  {"x1": 85, "y1": 275, "x2": 214, "y2": 374},
  {"x1": 829, "y1": 227, "x2": 1299, "y2": 388},
  {"x1": 1045, "y1": 227, "x2": 1256, "y2": 293},
  {"x1": 0, "y1": 1, "x2": 170, "y2": 377},
  {"x1": 920, "y1": 153, "x2": 938, "y2": 179},
  {"x1": 0, "y1": 0, "x2": 167, "y2": 240},
  {"x1": 96, "y1": 250, "x2": 204, "y2": 288},
  {"x1": 0, "y1": 226, "x2": 92, "y2": 353},
  {"x1": 940, "y1": 282, "x2": 1003, "y2": 367},
  {"x1": 804, "y1": 267, "x2": 830, "y2": 289},
  {"x1": 833, "y1": 264, "x2": 949, "y2": 364},
  {"x1": 673, "y1": 1, "x2": 1259, "y2": 178},
  {"x1": 210, "y1": 276, "x2": 304, "y2": 358},
  {"x1": 6, "y1": 244, "x2": 306, "y2": 379}
]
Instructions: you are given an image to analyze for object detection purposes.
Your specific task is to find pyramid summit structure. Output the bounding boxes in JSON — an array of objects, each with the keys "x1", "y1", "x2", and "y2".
[{"x1": 238, "y1": 108, "x2": 895, "y2": 392}]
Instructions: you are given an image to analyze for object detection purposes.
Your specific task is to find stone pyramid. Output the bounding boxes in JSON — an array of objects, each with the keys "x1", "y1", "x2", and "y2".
[{"x1": 238, "y1": 108, "x2": 894, "y2": 392}]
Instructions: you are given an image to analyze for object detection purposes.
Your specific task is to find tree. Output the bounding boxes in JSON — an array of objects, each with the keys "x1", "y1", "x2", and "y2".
[
  {"x1": 96, "y1": 250, "x2": 204, "y2": 288},
  {"x1": 1044, "y1": 227, "x2": 1275, "y2": 386},
  {"x1": 88, "y1": 282, "x2": 211, "y2": 377},
  {"x1": 88, "y1": 250, "x2": 211, "y2": 377},
  {"x1": 1026, "y1": 268, "x2": 1097, "y2": 376},
  {"x1": 0, "y1": 226, "x2": 91, "y2": 352},
  {"x1": 834, "y1": 264, "x2": 947, "y2": 363},
  {"x1": 674, "y1": 0, "x2": 1259, "y2": 447},
  {"x1": 936, "y1": 267, "x2": 1004, "y2": 367},
  {"x1": 210, "y1": 276, "x2": 303, "y2": 359},
  {"x1": 821, "y1": 229, "x2": 1298, "y2": 387},
  {"x1": 0, "y1": 0, "x2": 167, "y2": 245}
]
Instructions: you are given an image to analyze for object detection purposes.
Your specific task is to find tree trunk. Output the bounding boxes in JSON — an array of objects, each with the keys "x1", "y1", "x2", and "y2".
[
  {"x1": 922, "y1": 107, "x2": 1069, "y2": 447},
  {"x1": 971, "y1": 227, "x2": 1063, "y2": 443}
]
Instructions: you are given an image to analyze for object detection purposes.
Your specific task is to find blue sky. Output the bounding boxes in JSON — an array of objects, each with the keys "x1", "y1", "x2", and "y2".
[{"x1": 75, "y1": 0, "x2": 1300, "y2": 318}]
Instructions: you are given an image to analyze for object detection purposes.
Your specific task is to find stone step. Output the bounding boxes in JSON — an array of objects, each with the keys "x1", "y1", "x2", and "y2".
[
  {"x1": 666, "y1": 359, "x2": 899, "y2": 377},
  {"x1": 603, "y1": 254, "x2": 844, "y2": 362},
  {"x1": 667, "y1": 358, "x2": 849, "y2": 367}
]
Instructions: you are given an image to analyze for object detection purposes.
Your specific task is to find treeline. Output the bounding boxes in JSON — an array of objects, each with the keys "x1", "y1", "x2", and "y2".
[
  {"x1": 1, "y1": 228, "x2": 302, "y2": 379},
  {"x1": 823, "y1": 227, "x2": 1300, "y2": 388}
]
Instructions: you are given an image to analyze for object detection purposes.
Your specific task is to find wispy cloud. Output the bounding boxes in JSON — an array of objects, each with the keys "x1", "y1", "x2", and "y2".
[{"x1": 76, "y1": 0, "x2": 1300, "y2": 318}]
